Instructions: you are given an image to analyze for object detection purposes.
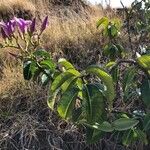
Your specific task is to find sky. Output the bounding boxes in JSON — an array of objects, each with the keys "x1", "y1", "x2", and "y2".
[{"x1": 88, "y1": 0, "x2": 135, "y2": 8}]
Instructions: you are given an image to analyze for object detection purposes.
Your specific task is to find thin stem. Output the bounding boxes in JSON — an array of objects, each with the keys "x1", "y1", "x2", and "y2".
[{"x1": 110, "y1": 59, "x2": 136, "y2": 72}]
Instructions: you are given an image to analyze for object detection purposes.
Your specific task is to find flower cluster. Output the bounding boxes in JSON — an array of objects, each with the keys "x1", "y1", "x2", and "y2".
[{"x1": 0, "y1": 16, "x2": 48, "y2": 39}]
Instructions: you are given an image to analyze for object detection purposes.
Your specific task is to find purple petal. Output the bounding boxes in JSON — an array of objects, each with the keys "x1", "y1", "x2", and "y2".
[
  {"x1": 10, "y1": 19, "x2": 16, "y2": 27},
  {"x1": 30, "y1": 18, "x2": 36, "y2": 34},
  {"x1": 0, "y1": 22, "x2": 10, "y2": 37},
  {"x1": 41, "y1": 16, "x2": 48, "y2": 33},
  {"x1": 13, "y1": 17, "x2": 29, "y2": 33},
  {"x1": 6, "y1": 21, "x2": 14, "y2": 35},
  {"x1": 25, "y1": 20, "x2": 32, "y2": 25}
]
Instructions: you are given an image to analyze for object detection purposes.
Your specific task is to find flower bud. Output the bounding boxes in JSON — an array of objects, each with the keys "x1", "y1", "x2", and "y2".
[
  {"x1": 30, "y1": 18, "x2": 36, "y2": 35},
  {"x1": 40, "y1": 16, "x2": 48, "y2": 34}
]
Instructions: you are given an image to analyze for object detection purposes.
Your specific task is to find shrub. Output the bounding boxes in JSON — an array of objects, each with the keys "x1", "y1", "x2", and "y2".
[{"x1": 0, "y1": 0, "x2": 150, "y2": 148}]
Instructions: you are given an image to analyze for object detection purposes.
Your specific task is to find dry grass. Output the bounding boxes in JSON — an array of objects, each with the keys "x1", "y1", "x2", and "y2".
[
  {"x1": 0, "y1": 1, "x2": 130, "y2": 149},
  {"x1": 0, "y1": 0, "x2": 35, "y2": 20},
  {"x1": 41, "y1": 6, "x2": 105, "y2": 68}
]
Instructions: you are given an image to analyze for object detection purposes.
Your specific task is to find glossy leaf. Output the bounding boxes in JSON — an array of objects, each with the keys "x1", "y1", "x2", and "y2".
[
  {"x1": 112, "y1": 118, "x2": 139, "y2": 131},
  {"x1": 61, "y1": 76, "x2": 80, "y2": 93},
  {"x1": 143, "y1": 113, "x2": 150, "y2": 131},
  {"x1": 137, "y1": 54, "x2": 150, "y2": 70},
  {"x1": 23, "y1": 61, "x2": 32, "y2": 80},
  {"x1": 51, "y1": 72, "x2": 75, "y2": 92},
  {"x1": 141, "y1": 78, "x2": 150, "y2": 107},
  {"x1": 58, "y1": 58, "x2": 75, "y2": 70},
  {"x1": 41, "y1": 73, "x2": 50, "y2": 86},
  {"x1": 86, "y1": 65, "x2": 115, "y2": 109},
  {"x1": 72, "y1": 107, "x2": 83, "y2": 122},
  {"x1": 57, "y1": 87, "x2": 79, "y2": 119},
  {"x1": 82, "y1": 84, "x2": 104, "y2": 123},
  {"x1": 40, "y1": 59, "x2": 55, "y2": 71},
  {"x1": 96, "y1": 17, "x2": 109, "y2": 29},
  {"x1": 47, "y1": 89, "x2": 59, "y2": 110},
  {"x1": 90, "y1": 122, "x2": 114, "y2": 132},
  {"x1": 105, "y1": 61, "x2": 116, "y2": 68}
]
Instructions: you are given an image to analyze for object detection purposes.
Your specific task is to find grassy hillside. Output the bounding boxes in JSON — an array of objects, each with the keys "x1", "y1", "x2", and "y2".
[{"x1": 0, "y1": 0, "x2": 147, "y2": 150}]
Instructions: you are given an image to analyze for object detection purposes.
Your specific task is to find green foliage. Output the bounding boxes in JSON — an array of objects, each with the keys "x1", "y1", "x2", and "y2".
[
  {"x1": 2, "y1": 2, "x2": 150, "y2": 147},
  {"x1": 137, "y1": 54, "x2": 150, "y2": 70},
  {"x1": 23, "y1": 61, "x2": 33, "y2": 80},
  {"x1": 141, "y1": 78, "x2": 150, "y2": 108},
  {"x1": 57, "y1": 87, "x2": 80, "y2": 119},
  {"x1": 82, "y1": 84, "x2": 105, "y2": 123},
  {"x1": 97, "y1": 17, "x2": 124, "y2": 60},
  {"x1": 112, "y1": 118, "x2": 139, "y2": 131},
  {"x1": 85, "y1": 65, "x2": 115, "y2": 109}
]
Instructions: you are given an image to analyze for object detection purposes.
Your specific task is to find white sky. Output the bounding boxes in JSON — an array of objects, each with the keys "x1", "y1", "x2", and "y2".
[{"x1": 88, "y1": 0, "x2": 135, "y2": 8}]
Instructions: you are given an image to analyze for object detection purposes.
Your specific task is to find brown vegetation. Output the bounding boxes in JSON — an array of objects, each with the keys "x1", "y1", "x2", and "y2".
[{"x1": 0, "y1": 0, "x2": 130, "y2": 150}]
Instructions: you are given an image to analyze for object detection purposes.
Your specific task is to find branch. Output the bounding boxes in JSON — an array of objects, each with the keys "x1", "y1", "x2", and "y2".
[{"x1": 110, "y1": 59, "x2": 136, "y2": 72}]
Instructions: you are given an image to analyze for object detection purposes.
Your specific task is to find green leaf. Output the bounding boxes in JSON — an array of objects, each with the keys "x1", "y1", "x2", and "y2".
[
  {"x1": 57, "y1": 87, "x2": 79, "y2": 119},
  {"x1": 47, "y1": 89, "x2": 59, "y2": 110},
  {"x1": 51, "y1": 72, "x2": 75, "y2": 92},
  {"x1": 110, "y1": 25, "x2": 118, "y2": 37},
  {"x1": 61, "y1": 76, "x2": 77, "y2": 92},
  {"x1": 32, "y1": 68, "x2": 42, "y2": 81},
  {"x1": 141, "y1": 78, "x2": 150, "y2": 107},
  {"x1": 86, "y1": 65, "x2": 115, "y2": 109},
  {"x1": 41, "y1": 73, "x2": 50, "y2": 86},
  {"x1": 62, "y1": 76, "x2": 82, "y2": 94},
  {"x1": 137, "y1": 54, "x2": 150, "y2": 70},
  {"x1": 58, "y1": 58, "x2": 75, "y2": 70},
  {"x1": 67, "y1": 69, "x2": 81, "y2": 76},
  {"x1": 72, "y1": 107, "x2": 83, "y2": 122},
  {"x1": 123, "y1": 67, "x2": 136, "y2": 92},
  {"x1": 143, "y1": 113, "x2": 150, "y2": 131},
  {"x1": 96, "y1": 17, "x2": 109, "y2": 29},
  {"x1": 98, "y1": 121, "x2": 114, "y2": 132},
  {"x1": 103, "y1": 44, "x2": 120, "y2": 60},
  {"x1": 112, "y1": 118, "x2": 139, "y2": 131},
  {"x1": 91, "y1": 122, "x2": 114, "y2": 132},
  {"x1": 33, "y1": 50, "x2": 51, "y2": 59},
  {"x1": 105, "y1": 61, "x2": 116, "y2": 68},
  {"x1": 112, "y1": 18, "x2": 122, "y2": 29},
  {"x1": 111, "y1": 65, "x2": 119, "y2": 83},
  {"x1": 23, "y1": 61, "x2": 32, "y2": 80},
  {"x1": 40, "y1": 59, "x2": 55, "y2": 71},
  {"x1": 82, "y1": 84, "x2": 105, "y2": 123},
  {"x1": 116, "y1": 44, "x2": 125, "y2": 57}
]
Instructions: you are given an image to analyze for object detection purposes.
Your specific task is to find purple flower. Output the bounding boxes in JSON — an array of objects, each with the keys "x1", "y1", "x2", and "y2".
[
  {"x1": 14, "y1": 17, "x2": 32, "y2": 34},
  {"x1": 0, "y1": 21, "x2": 13, "y2": 38},
  {"x1": 9, "y1": 19, "x2": 16, "y2": 28},
  {"x1": 40, "y1": 16, "x2": 48, "y2": 33},
  {"x1": 6, "y1": 21, "x2": 14, "y2": 35},
  {"x1": 29, "y1": 18, "x2": 36, "y2": 34}
]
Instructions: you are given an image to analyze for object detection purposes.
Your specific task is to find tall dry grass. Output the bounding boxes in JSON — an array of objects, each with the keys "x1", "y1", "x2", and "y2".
[
  {"x1": 0, "y1": 1, "x2": 121, "y2": 149},
  {"x1": 0, "y1": 0, "x2": 35, "y2": 20}
]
